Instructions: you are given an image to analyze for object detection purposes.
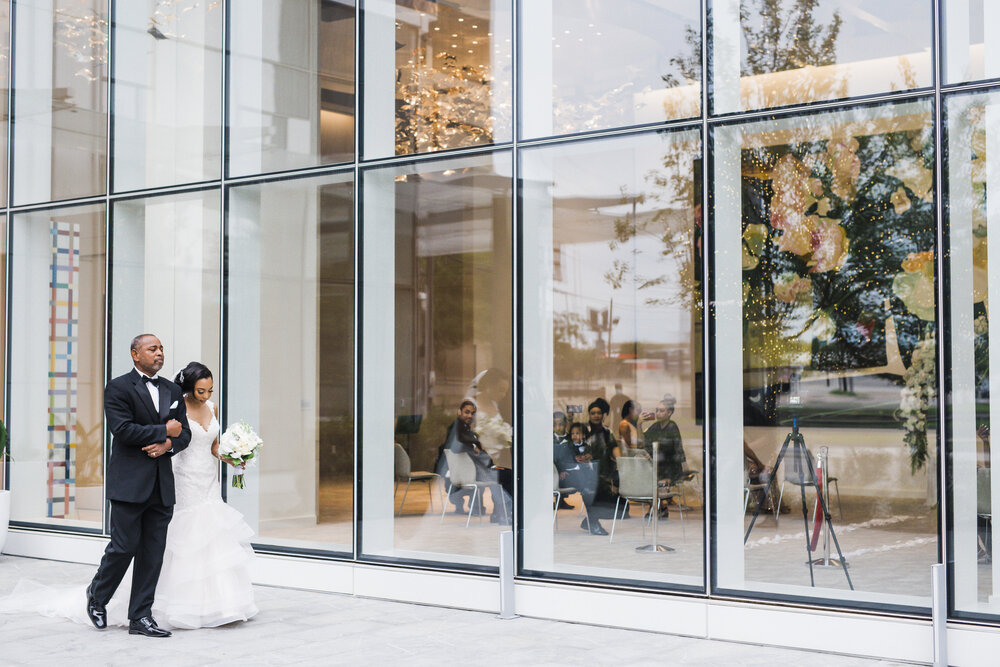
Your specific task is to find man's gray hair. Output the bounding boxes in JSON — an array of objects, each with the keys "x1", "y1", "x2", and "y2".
[{"x1": 130, "y1": 333, "x2": 157, "y2": 352}]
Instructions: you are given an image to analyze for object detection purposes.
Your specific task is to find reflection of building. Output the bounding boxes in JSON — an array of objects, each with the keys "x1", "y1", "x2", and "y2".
[{"x1": 3, "y1": 1, "x2": 1000, "y2": 662}]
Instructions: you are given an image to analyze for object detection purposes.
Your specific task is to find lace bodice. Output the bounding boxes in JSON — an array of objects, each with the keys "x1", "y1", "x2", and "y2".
[{"x1": 172, "y1": 401, "x2": 221, "y2": 507}]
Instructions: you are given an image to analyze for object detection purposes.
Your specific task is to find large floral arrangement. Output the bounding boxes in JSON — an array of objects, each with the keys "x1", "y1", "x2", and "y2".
[
  {"x1": 895, "y1": 332, "x2": 936, "y2": 472},
  {"x1": 738, "y1": 113, "x2": 937, "y2": 443}
]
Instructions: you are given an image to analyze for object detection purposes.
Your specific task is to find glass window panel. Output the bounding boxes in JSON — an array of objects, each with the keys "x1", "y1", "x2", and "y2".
[
  {"x1": 520, "y1": 1, "x2": 700, "y2": 139},
  {"x1": 227, "y1": 173, "x2": 354, "y2": 554},
  {"x1": 0, "y1": 4, "x2": 10, "y2": 207},
  {"x1": 229, "y1": 0, "x2": 355, "y2": 177},
  {"x1": 521, "y1": 130, "x2": 704, "y2": 587},
  {"x1": 711, "y1": 1, "x2": 932, "y2": 115},
  {"x1": 113, "y1": 0, "x2": 222, "y2": 191},
  {"x1": 12, "y1": 0, "x2": 107, "y2": 205},
  {"x1": 943, "y1": 0, "x2": 1000, "y2": 85},
  {"x1": 362, "y1": 0, "x2": 512, "y2": 158},
  {"x1": 946, "y1": 89, "x2": 1000, "y2": 618},
  {"x1": 0, "y1": 215, "x2": 6, "y2": 487},
  {"x1": 110, "y1": 190, "x2": 221, "y2": 381},
  {"x1": 361, "y1": 152, "x2": 512, "y2": 567},
  {"x1": 9, "y1": 204, "x2": 106, "y2": 530},
  {"x1": 713, "y1": 100, "x2": 937, "y2": 608}
]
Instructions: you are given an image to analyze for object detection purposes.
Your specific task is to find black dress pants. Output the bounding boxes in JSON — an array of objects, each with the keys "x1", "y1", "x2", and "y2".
[
  {"x1": 90, "y1": 477, "x2": 173, "y2": 621},
  {"x1": 561, "y1": 467, "x2": 603, "y2": 521}
]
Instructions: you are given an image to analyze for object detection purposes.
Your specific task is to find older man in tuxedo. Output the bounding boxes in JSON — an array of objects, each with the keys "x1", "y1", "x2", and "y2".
[{"x1": 86, "y1": 334, "x2": 191, "y2": 637}]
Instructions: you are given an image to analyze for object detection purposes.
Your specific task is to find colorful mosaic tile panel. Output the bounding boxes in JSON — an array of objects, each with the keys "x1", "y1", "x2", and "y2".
[{"x1": 47, "y1": 220, "x2": 79, "y2": 519}]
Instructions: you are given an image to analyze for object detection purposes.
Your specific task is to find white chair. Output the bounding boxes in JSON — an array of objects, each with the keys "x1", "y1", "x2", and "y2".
[
  {"x1": 394, "y1": 443, "x2": 441, "y2": 516},
  {"x1": 439, "y1": 449, "x2": 490, "y2": 527},
  {"x1": 776, "y1": 446, "x2": 818, "y2": 521},
  {"x1": 655, "y1": 467, "x2": 700, "y2": 517},
  {"x1": 610, "y1": 455, "x2": 682, "y2": 543}
]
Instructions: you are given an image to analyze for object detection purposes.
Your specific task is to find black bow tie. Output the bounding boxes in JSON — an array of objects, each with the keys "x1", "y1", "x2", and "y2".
[{"x1": 141, "y1": 376, "x2": 160, "y2": 387}]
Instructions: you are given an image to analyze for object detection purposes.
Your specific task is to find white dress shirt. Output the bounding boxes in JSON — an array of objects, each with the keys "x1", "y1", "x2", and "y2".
[{"x1": 135, "y1": 367, "x2": 161, "y2": 409}]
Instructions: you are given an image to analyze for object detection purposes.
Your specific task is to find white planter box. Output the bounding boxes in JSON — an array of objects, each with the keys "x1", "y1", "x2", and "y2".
[{"x1": 0, "y1": 490, "x2": 9, "y2": 554}]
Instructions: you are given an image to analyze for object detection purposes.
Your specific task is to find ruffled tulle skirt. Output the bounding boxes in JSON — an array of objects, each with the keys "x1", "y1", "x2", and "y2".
[
  {"x1": 152, "y1": 495, "x2": 258, "y2": 629},
  {"x1": 0, "y1": 496, "x2": 257, "y2": 630}
]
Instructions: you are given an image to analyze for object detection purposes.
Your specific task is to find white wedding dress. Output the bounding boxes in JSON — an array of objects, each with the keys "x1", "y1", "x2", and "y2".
[
  {"x1": 0, "y1": 401, "x2": 258, "y2": 629},
  {"x1": 153, "y1": 402, "x2": 258, "y2": 628}
]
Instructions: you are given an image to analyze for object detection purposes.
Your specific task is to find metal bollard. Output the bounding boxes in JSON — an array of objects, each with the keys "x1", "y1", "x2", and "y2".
[
  {"x1": 499, "y1": 529, "x2": 517, "y2": 619},
  {"x1": 932, "y1": 563, "x2": 947, "y2": 667}
]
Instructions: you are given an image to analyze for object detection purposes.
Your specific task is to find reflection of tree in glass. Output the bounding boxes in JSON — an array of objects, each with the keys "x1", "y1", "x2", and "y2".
[
  {"x1": 740, "y1": 0, "x2": 846, "y2": 108},
  {"x1": 548, "y1": 138, "x2": 701, "y2": 393},
  {"x1": 741, "y1": 0, "x2": 841, "y2": 76},
  {"x1": 604, "y1": 141, "x2": 702, "y2": 313},
  {"x1": 661, "y1": 24, "x2": 700, "y2": 90}
]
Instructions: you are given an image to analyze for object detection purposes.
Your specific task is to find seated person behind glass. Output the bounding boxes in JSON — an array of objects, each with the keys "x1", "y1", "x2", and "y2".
[
  {"x1": 563, "y1": 421, "x2": 593, "y2": 464},
  {"x1": 553, "y1": 422, "x2": 607, "y2": 535},
  {"x1": 553, "y1": 411, "x2": 569, "y2": 446},
  {"x1": 552, "y1": 411, "x2": 574, "y2": 509},
  {"x1": 435, "y1": 401, "x2": 476, "y2": 514},
  {"x1": 445, "y1": 399, "x2": 512, "y2": 524},
  {"x1": 584, "y1": 397, "x2": 618, "y2": 503},
  {"x1": 642, "y1": 396, "x2": 685, "y2": 484},
  {"x1": 617, "y1": 399, "x2": 644, "y2": 455}
]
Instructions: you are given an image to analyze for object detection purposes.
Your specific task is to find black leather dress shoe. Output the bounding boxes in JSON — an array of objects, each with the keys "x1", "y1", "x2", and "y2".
[
  {"x1": 589, "y1": 520, "x2": 609, "y2": 536},
  {"x1": 129, "y1": 616, "x2": 172, "y2": 637},
  {"x1": 86, "y1": 584, "x2": 107, "y2": 630}
]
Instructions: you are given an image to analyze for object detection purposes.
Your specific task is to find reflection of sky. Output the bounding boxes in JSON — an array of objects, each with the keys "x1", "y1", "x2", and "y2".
[
  {"x1": 550, "y1": 0, "x2": 700, "y2": 122},
  {"x1": 544, "y1": 133, "x2": 694, "y2": 211},
  {"x1": 556, "y1": 240, "x2": 691, "y2": 347},
  {"x1": 526, "y1": 132, "x2": 698, "y2": 348}
]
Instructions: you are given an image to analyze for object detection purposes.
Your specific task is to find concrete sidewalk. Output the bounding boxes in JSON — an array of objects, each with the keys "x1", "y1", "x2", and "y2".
[{"x1": 0, "y1": 554, "x2": 907, "y2": 666}]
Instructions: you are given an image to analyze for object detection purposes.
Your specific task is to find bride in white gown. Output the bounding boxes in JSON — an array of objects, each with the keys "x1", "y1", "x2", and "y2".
[
  {"x1": 155, "y1": 361, "x2": 258, "y2": 628},
  {"x1": 0, "y1": 361, "x2": 258, "y2": 630}
]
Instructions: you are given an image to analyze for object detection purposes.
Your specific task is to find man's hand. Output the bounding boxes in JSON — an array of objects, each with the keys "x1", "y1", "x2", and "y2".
[
  {"x1": 559, "y1": 471, "x2": 568, "y2": 481},
  {"x1": 165, "y1": 419, "x2": 182, "y2": 438},
  {"x1": 142, "y1": 439, "x2": 172, "y2": 459}
]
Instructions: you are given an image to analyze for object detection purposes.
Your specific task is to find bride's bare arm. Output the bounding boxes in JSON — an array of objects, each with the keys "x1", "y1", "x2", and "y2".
[{"x1": 211, "y1": 402, "x2": 221, "y2": 459}]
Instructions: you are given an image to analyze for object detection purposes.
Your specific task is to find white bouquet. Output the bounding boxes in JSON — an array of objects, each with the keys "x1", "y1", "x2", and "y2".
[{"x1": 219, "y1": 421, "x2": 263, "y2": 489}]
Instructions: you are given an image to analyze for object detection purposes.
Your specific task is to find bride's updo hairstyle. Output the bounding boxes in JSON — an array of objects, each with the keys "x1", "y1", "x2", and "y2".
[{"x1": 174, "y1": 361, "x2": 213, "y2": 394}]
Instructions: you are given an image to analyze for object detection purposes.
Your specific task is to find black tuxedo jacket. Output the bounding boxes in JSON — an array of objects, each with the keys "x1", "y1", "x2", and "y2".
[{"x1": 104, "y1": 368, "x2": 191, "y2": 504}]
